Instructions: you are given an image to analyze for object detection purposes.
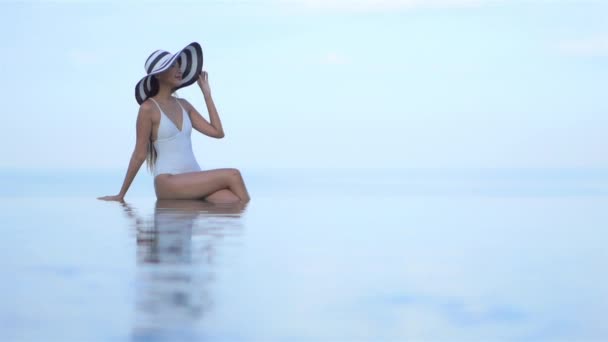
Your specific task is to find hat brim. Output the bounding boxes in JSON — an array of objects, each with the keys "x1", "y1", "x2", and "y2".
[{"x1": 135, "y1": 42, "x2": 203, "y2": 105}]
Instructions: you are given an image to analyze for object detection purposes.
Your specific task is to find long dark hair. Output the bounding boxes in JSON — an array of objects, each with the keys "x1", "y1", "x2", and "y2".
[{"x1": 145, "y1": 75, "x2": 179, "y2": 174}]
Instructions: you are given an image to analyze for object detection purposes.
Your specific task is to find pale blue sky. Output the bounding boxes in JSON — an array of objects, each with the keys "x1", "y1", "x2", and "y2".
[{"x1": 1, "y1": 0, "x2": 607, "y2": 171}]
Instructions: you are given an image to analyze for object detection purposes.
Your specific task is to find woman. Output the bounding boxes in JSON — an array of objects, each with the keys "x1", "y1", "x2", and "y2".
[
  {"x1": 119, "y1": 199, "x2": 245, "y2": 337},
  {"x1": 98, "y1": 42, "x2": 250, "y2": 204}
]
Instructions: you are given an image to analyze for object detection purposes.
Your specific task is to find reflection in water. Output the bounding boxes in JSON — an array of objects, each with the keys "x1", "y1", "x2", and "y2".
[{"x1": 120, "y1": 200, "x2": 246, "y2": 341}]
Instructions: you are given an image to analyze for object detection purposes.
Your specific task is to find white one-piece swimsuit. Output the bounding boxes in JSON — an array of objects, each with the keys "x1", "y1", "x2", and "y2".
[{"x1": 149, "y1": 97, "x2": 202, "y2": 178}]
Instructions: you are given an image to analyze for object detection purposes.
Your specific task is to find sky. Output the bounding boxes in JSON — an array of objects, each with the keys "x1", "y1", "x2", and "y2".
[{"x1": 0, "y1": 0, "x2": 607, "y2": 171}]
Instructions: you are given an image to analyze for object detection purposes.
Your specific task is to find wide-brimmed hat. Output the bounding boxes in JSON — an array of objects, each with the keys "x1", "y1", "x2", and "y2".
[{"x1": 135, "y1": 42, "x2": 203, "y2": 105}]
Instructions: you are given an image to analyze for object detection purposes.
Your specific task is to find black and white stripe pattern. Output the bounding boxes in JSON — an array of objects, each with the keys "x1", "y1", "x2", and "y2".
[
  {"x1": 145, "y1": 50, "x2": 172, "y2": 74},
  {"x1": 135, "y1": 42, "x2": 203, "y2": 105}
]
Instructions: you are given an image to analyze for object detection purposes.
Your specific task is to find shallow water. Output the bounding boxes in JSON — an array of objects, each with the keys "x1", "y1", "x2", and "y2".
[{"x1": 1, "y1": 168, "x2": 607, "y2": 341}]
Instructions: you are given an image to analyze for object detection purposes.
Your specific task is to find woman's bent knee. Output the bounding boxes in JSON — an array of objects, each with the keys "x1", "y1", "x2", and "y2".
[
  {"x1": 225, "y1": 168, "x2": 241, "y2": 176},
  {"x1": 222, "y1": 168, "x2": 242, "y2": 183},
  {"x1": 205, "y1": 189, "x2": 240, "y2": 205}
]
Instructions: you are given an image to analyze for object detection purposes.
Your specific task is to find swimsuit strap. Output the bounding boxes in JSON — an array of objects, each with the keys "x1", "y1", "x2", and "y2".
[
  {"x1": 175, "y1": 98, "x2": 187, "y2": 113},
  {"x1": 148, "y1": 98, "x2": 163, "y2": 113},
  {"x1": 150, "y1": 97, "x2": 185, "y2": 114}
]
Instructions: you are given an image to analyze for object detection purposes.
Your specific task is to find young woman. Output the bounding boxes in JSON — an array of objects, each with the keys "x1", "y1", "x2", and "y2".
[{"x1": 98, "y1": 42, "x2": 250, "y2": 204}]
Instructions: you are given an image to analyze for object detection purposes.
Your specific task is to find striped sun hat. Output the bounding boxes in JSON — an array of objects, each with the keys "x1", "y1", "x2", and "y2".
[{"x1": 134, "y1": 42, "x2": 203, "y2": 105}]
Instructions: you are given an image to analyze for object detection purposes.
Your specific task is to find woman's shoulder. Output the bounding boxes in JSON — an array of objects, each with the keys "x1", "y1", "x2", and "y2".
[
  {"x1": 139, "y1": 98, "x2": 157, "y2": 111},
  {"x1": 137, "y1": 99, "x2": 160, "y2": 119},
  {"x1": 175, "y1": 96, "x2": 191, "y2": 105},
  {"x1": 175, "y1": 97, "x2": 193, "y2": 111}
]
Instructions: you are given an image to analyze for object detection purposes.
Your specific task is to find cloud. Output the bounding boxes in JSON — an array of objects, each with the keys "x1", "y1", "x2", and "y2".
[
  {"x1": 321, "y1": 51, "x2": 350, "y2": 65},
  {"x1": 276, "y1": 0, "x2": 604, "y2": 12},
  {"x1": 67, "y1": 48, "x2": 103, "y2": 66},
  {"x1": 278, "y1": 0, "x2": 498, "y2": 12},
  {"x1": 557, "y1": 35, "x2": 608, "y2": 57}
]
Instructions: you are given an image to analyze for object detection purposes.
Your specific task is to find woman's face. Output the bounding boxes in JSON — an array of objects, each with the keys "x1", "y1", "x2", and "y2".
[{"x1": 156, "y1": 60, "x2": 182, "y2": 88}]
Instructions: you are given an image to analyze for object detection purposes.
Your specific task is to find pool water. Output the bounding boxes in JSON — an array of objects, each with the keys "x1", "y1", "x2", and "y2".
[{"x1": 1, "y1": 168, "x2": 607, "y2": 341}]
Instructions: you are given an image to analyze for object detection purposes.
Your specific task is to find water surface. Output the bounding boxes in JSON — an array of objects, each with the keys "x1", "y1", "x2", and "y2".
[{"x1": 1, "y1": 168, "x2": 607, "y2": 341}]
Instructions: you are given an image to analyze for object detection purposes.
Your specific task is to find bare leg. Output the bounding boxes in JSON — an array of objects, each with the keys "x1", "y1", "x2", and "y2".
[
  {"x1": 155, "y1": 168, "x2": 250, "y2": 202},
  {"x1": 205, "y1": 189, "x2": 241, "y2": 205}
]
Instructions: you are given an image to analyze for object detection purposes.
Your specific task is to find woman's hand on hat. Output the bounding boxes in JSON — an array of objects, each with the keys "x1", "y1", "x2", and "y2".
[{"x1": 197, "y1": 71, "x2": 211, "y2": 96}]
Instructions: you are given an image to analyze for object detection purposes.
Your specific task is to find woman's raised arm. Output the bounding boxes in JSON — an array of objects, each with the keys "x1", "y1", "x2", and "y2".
[{"x1": 181, "y1": 71, "x2": 225, "y2": 139}]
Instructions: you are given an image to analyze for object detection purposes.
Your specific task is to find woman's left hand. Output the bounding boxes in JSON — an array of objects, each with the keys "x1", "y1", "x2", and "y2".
[
  {"x1": 97, "y1": 194, "x2": 125, "y2": 202},
  {"x1": 197, "y1": 71, "x2": 211, "y2": 95}
]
